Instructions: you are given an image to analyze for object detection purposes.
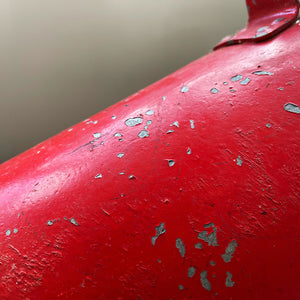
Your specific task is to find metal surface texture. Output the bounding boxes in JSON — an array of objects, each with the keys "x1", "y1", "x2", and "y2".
[
  {"x1": 214, "y1": 0, "x2": 299, "y2": 49},
  {"x1": 0, "y1": 1, "x2": 299, "y2": 299}
]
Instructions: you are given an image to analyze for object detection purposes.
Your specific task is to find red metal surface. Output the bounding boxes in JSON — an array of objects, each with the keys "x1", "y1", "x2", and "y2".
[
  {"x1": 0, "y1": 1, "x2": 299, "y2": 299},
  {"x1": 214, "y1": 0, "x2": 299, "y2": 50}
]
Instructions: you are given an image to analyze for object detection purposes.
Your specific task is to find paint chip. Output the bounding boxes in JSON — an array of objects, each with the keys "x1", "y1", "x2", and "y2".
[
  {"x1": 117, "y1": 153, "x2": 125, "y2": 158},
  {"x1": 284, "y1": 103, "x2": 300, "y2": 114},
  {"x1": 95, "y1": 173, "x2": 102, "y2": 178},
  {"x1": 93, "y1": 133, "x2": 101, "y2": 139},
  {"x1": 47, "y1": 220, "x2": 53, "y2": 226},
  {"x1": 178, "y1": 285, "x2": 184, "y2": 290},
  {"x1": 195, "y1": 242, "x2": 203, "y2": 249},
  {"x1": 168, "y1": 160, "x2": 175, "y2": 167},
  {"x1": 171, "y1": 121, "x2": 179, "y2": 128},
  {"x1": 176, "y1": 238, "x2": 185, "y2": 257},
  {"x1": 112, "y1": 115, "x2": 116, "y2": 120},
  {"x1": 167, "y1": 130, "x2": 174, "y2": 134},
  {"x1": 187, "y1": 147, "x2": 191, "y2": 155},
  {"x1": 5, "y1": 229, "x2": 11, "y2": 236},
  {"x1": 222, "y1": 240, "x2": 238, "y2": 263},
  {"x1": 200, "y1": 271, "x2": 211, "y2": 291},
  {"x1": 146, "y1": 110, "x2": 154, "y2": 116},
  {"x1": 70, "y1": 218, "x2": 79, "y2": 226},
  {"x1": 151, "y1": 223, "x2": 166, "y2": 246},
  {"x1": 231, "y1": 74, "x2": 243, "y2": 82},
  {"x1": 236, "y1": 155, "x2": 243, "y2": 167},
  {"x1": 138, "y1": 130, "x2": 149, "y2": 138},
  {"x1": 210, "y1": 87, "x2": 219, "y2": 94},
  {"x1": 13, "y1": 228, "x2": 18, "y2": 234},
  {"x1": 190, "y1": 120, "x2": 195, "y2": 129},
  {"x1": 114, "y1": 132, "x2": 122, "y2": 137},
  {"x1": 210, "y1": 261, "x2": 216, "y2": 266},
  {"x1": 181, "y1": 86, "x2": 189, "y2": 93},
  {"x1": 188, "y1": 267, "x2": 196, "y2": 278},
  {"x1": 162, "y1": 96, "x2": 166, "y2": 101},
  {"x1": 147, "y1": 120, "x2": 152, "y2": 125},
  {"x1": 252, "y1": 71, "x2": 274, "y2": 76},
  {"x1": 128, "y1": 175, "x2": 136, "y2": 180},
  {"x1": 197, "y1": 223, "x2": 218, "y2": 246},
  {"x1": 125, "y1": 117, "x2": 143, "y2": 127},
  {"x1": 225, "y1": 271, "x2": 235, "y2": 287},
  {"x1": 266, "y1": 123, "x2": 271, "y2": 128},
  {"x1": 240, "y1": 77, "x2": 251, "y2": 85}
]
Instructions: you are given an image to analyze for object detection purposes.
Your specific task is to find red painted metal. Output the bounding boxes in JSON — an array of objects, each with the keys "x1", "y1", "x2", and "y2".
[
  {"x1": 214, "y1": 0, "x2": 299, "y2": 49},
  {"x1": 0, "y1": 1, "x2": 299, "y2": 299}
]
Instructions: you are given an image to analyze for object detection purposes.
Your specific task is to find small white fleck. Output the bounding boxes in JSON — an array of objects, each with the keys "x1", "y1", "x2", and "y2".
[
  {"x1": 178, "y1": 285, "x2": 184, "y2": 290},
  {"x1": 114, "y1": 132, "x2": 122, "y2": 137},
  {"x1": 125, "y1": 117, "x2": 143, "y2": 127},
  {"x1": 181, "y1": 86, "x2": 189, "y2": 93},
  {"x1": 147, "y1": 120, "x2": 152, "y2": 125},
  {"x1": 95, "y1": 173, "x2": 102, "y2": 178},
  {"x1": 37, "y1": 151, "x2": 40, "y2": 154},
  {"x1": 190, "y1": 120, "x2": 195, "y2": 129},
  {"x1": 119, "y1": 172, "x2": 125, "y2": 175},
  {"x1": 112, "y1": 115, "x2": 116, "y2": 120},
  {"x1": 210, "y1": 87, "x2": 218, "y2": 94},
  {"x1": 138, "y1": 130, "x2": 149, "y2": 138},
  {"x1": 162, "y1": 96, "x2": 166, "y2": 101},
  {"x1": 171, "y1": 121, "x2": 179, "y2": 128},
  {"x1": 6, "y1": 229, "x2": 11, "y2": 236},
  {"x1": 187, "y1": 147, "x2": 191, "y2": 155},
  {"x1": 93, "y1": 133, "x2": 101, "y2": 139},
  {"x1": 266, "y1": 123, "x2": 271, "y2": 128},
  {"x1": 68, "y1": 128, "x2": 73, "y2": 132},
  {"x1": 236, "y1": 155, "x2": 243, "y2": 167},
  {"x1": 129, "y1": 175, "x2": 136, "y2": 179},
  {"x1": 47, "y1": 220, "x2": 53, "y2": 226},
  {"x1": 167, "y1": 130, "x2": 174, "y2": 134},
  {"x1": 13, "y1": 228, "x2": 18, "y2": 234},
  {"x1": 146, "y1": 110, "x2": 154, "y2": 116},
  {"x1": 70, "y1": 218, "x2": 79, "y2": 226},
  {"x1": 117, "y1": 153, "x2": 125, "y2": 158},
  {"x1": 168, "y1": 160, "x2": 175, "y2": 167}
]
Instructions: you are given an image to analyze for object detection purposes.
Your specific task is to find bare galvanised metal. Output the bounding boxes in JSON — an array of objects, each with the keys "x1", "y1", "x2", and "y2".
[{"x1": 0, "y1": 1, "x2": 299, "y2": 299}]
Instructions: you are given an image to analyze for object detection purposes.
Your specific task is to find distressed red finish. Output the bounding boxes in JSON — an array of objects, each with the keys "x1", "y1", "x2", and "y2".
[
  {"x1": 215, "y1": 0, "x2": 299, "y2": 49},
  {"x1": 0, "y1": 1, "x2": 299, "y2": 299}
]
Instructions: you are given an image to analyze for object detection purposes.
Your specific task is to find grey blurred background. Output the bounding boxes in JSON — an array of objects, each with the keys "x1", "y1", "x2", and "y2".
[{"x1": 0, "y1": 0, "x2": 247, "y2": 163}]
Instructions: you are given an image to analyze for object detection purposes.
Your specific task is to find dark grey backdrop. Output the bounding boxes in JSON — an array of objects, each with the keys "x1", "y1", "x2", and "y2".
[{"x1": 0, "y1": 0, "x2": 247, "y2": 163}]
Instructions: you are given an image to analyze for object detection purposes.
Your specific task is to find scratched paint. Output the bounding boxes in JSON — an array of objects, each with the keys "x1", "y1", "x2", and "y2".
[
  {"x1": 210, "y1": 87, "x2": 219, "y2": 94},
  {"x1": 200, "y1": 271, "x2": 211, "y2": 291},
  {"x1": 188, "y1": 267, "x2": 196, "y2": 278},
  {"x1": 181, "y1": 86, "x2": 189, "y2": 93},
  {"x1": 222, "y1": 240, "x2": 238, "y2": 263},
  {"x1": 176, "y1": 238, "x2": 185, "y2": 257},
  {"x1": 168, "y1": 160, "x2": 175, "y2": 167},
  {"x1": 252, "y1": 71, "x2": 274, "y2": 75},
  {"x1": 284, "y1": 103, "x2": 300, "y2": 114},
  {"x1": 125, "y1": 117, "x2": 143, "y2": 127},
  {"x1": 146, "y1": 110, "x2": 154, "y2": 116},
  {"x1": 240, "y1": 77, "x2": 251, "y2": 85},
  {"x1": 93, "y1": 133, "x2": 101, "y2": 139},
  {"x1": 236, "y1": 155, "x2": 243, "y2": 166},
  {"x1": 197, "y1": 223, "x2": 218, "y2": 246},
  {"x1": 225, "y1": 271, "x2": 235, "y2": 287},
  {"x1": 151, "y1": 223, "x2": 166, "y2": 246},
  {"x1": 70, "y1": 218, "x2": 79, "y2": 226},
  {"x1": 138, "y1": 130, "x2": 149, "y2": 138},
  {"x1": 231, "y1": 74, "x2": 243, "y2": 82}
]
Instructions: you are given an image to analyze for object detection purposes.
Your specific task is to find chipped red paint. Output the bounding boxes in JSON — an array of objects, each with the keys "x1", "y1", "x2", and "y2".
[
  {"x1": 214, "y1": 0, "x2": 299, "y2": 49},
  {"x1": 0, "y1": 1, "x2": 299, "y2": 299}
]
